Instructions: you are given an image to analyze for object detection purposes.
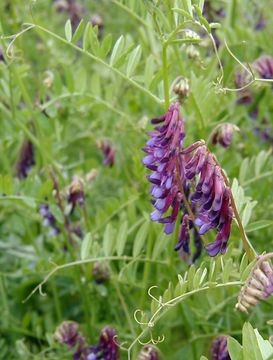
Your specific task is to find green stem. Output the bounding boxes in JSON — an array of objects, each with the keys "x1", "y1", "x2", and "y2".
[
  {"x1": 140, "y1": 233, "x2": 153, "y2": 308},
  {"x1": 127, "y1": 281, "x2": 242, "y2": 359},
  {"x1": 162, "y1": 44, "x2": 170, "y2": 109},
  {"x1": 23, "y1": 23, "x2": 162, "y2": 105}
]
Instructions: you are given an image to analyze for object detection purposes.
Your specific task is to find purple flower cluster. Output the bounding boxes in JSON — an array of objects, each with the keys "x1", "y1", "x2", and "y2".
[
  {"x1": 87, "y1": 327, "x2": 119, "y2": 360},
  {"x1": 143, "y1": 102, "x2": 185, "y2": 235},
  {"x1": 143, "y1": 103, "x2": 233, "y2": 257},
  {"x1": 55, "y1": 322, "x2": 119, "y2": 360},
  {"x1": 39, "y1": 204, "x2": 61, "y2": 236},
  {"x1": 211, "y1": 336, "x2": 231, "y2": 360},
  {"x1": 16, "y1": 140, "x2": 35, "y2": 179},
  {"x1": 185, "y1": 147, "x2": 233, "y2": 256},
  {"x1": 98, "y1": 140, "x2": 116, "y2": 167}
]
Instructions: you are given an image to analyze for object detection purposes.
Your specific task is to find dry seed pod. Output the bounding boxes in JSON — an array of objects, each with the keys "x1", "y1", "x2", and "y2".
[{"x1": 236, "y1": 255, "x2": 273, "y2": 313}]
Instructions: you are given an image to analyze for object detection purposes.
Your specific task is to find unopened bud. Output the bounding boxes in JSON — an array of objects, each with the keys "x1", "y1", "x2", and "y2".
[
  {"x1": 67, "y1": 176, "x2": 85, "y2": 212},
  {"x1": 173, "y1": 77, "x2": 190, "y2": 101},
  {"x1": 86, "y1": 169, "x2": 98, "y2": 183},
  {"x1": 92, "y1": 262, "x2": 110, "y2": 284},
  {"x1": 186, "y1": 45, "x2": 200, "y2": 60},
  {"x1": 211, "y1": 123, "x2": 239, "y2": 148}
]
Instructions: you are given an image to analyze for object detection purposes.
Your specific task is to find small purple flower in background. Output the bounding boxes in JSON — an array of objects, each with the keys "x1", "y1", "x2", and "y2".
[
  {"x1": 211, "y1": 336, "x2": 231, "y2": 360},
  {"x1": 87, "y1": 326, "x2": 119, "y2": 360},
  {"x1": 54, "y1": 0, "x2": 86, "y2": 29},
  {"x1": 255, "y1": 14, "x2": 266, "y2": 31},
  {"x1": 137, "y1": 345, "x2": 159, "y2": 360},
  {"x1": 0, "y1": 47, "x2": 5, "y2": 62},
  {"x1": 67, "y1": 176, "x2": 85, "y2": 213},
  {"x1": 211, "y1": 123, "x2": 240, "y2": 148},
  {"x1": 98, "y1": 140, "x2": 116, "y2": 167},
  {"x1": 254, "y1": 55, "x2": 273, "y2": 80},
  {"x1": 16, "y1": 140, "x2": 35, "y2": 179},
  {"x1": 54, "y1": 321, "x2": 87, "y2": 359},
  {"x1": 92, "y1": 262, "x2": 110, "y2": 284},
  {"x1": 91, "y1": 14, "x2": 104, "y2": 39},
  {"x1": 39, "y1": 204, "x2": 60, "y2": 236}
]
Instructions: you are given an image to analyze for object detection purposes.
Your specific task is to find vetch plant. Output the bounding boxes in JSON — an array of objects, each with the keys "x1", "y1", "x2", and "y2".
[{"x1": 1, "y1": 1, "x2": 273, "y2": 359}]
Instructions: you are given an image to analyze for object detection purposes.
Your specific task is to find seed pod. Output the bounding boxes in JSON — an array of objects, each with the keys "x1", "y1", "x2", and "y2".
[{"x1": 236, "y1": 257, "x2": 273, "y2": 313}]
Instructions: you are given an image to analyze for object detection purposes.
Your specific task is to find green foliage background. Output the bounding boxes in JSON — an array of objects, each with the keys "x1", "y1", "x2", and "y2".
[{"x1": 0, "y1": 0, "x2": 273, "y2": 359}]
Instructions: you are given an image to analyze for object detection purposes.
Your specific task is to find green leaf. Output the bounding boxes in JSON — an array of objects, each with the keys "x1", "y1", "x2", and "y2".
[
  {"x1": 133, "y1": 220, "x2": 149, "y2": 257},
  {"x1": 110, "y1": 35, "x2": 125, "y2": 66},
  {"x1": 116, "y1": 220, "x2": 128, "y2": 256},
  {"x1": 64, "y1": 19, "x2": 72, "y2": 42},
  {"x1": 49, "y1": 204, "x2": 64, "y2": 224},
  {"x1": 254, "y1": 329, "x2": 273, "y2": 360},
  {"x1": 198, "y1": 0, "x2": 205, "y2": 12},
  {"x1": 103, "y1": 224, "x2": 115, "y2": 256},
  {"x1": 172, "y1": 8, "x2": 194, "y2": 20},
  {"x1": 82, "y1": 22, "x2": 91, "y2": 50},
  {"x1": 144, "y1": 55, "x2": 154, "y2": 89},
  {"x1": 100, "y1": 33, "x2": 113, "y2": 58},
  {"x1": 72, "y1": 19, "x2": 85, "y2": 43},
  {"x1": 88, "y1": 26, "x2": 100, "y2": 55},
  {"x1": 227, "y1": 337, "x2": 243, "y2": 360},
  {"x1": 81, "y1": 233, "x2": 92, "y2": 260},
  {"x1": 242, "y1": 201, "x2": 257, "y2": 227},
  {"x1": 181, "y1": 0, "x2": 193, "y2": 16},
  {"x1": 126, "y1": 45, "x2": 142, "y2": 77},
  {"x1": 246, "y1": 220, "x2": 273, "y2": 233},
  {"x1": 242, "y1": 323, "x2": 263, "y2": 360}
]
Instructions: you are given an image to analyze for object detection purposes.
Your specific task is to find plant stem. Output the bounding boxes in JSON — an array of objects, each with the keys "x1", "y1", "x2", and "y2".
[
  {"x1": 140, "y1": 232, "x2": 153, "y2": 308},
  {"x1": 219, "y1": 168, "x2": 257, "y2": 261},
  {"x1": 162, "y1": 43, "x2": 170, "y2": 109},
  {"x1": 23, "y1": 23, "x2": 163, "y2": 105}
]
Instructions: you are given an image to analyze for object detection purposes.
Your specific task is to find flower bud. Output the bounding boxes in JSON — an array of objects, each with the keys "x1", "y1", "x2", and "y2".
[
  {"x1": 54, "y1": 321, "x2": 81, "y2": 348},
  {"x1": 173, "y1": 77, "x2": 190, "y2": 102},
  {"x1": 86, "y1": 169, "x2": 98, "y2": 183},
  {"x1": 67, "y1": 176, "x2": 85, "y2": 213},
  {"x1": 186, "y1": 45, "x2": 200, "y2": 61},
  {"x1": 137, "y1": 345, "x2": 159, "y2": 360},
  {"x1": 97, "y1": 139, "x2": 115, "y2": 167},
  {"x1": 43, "y1": 70, "x2": 54, "y2": 88},
  {"x1": 211, "y1": 123, "x2": 239, "y2": 148},
  {"x1": 92, "y1": 262, "x2": 110, "y2": 284},
  {"x1": 16, "y1": 140, "x2": 35, "y2": 179}
]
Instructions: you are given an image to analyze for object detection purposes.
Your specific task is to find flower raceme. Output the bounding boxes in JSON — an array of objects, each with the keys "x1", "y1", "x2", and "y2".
[{"x1": 142, "y1": 103, "x2": 233, "y2": 257}]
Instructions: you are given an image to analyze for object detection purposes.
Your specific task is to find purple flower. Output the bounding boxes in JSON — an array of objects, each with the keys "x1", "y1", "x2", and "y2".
[
  {"x1": 211, "y1": 124, "x2": 239, "y2": 148},
  {"x1": 98, "y1": 140, "x2": 115, "y2": 167},
  {"x1": 68, "y1": 176, "x2": 85, "y2": 213},
  {"x1": 142, "y1": 102, "x2": 186, "y2": 235},
  {"x1": 235, "y1": 70, "x2": 252, "y2": 104},
  {"x1": 143, "y1": 103, "x2": 233, "y2": 258},
  {"x1": 87, "y1": 327, "x2": 119, "y2": 360},
  {"x1": 16, "y1": 140, "x2": 35, "y2": 179},
  {"x1": 255, "y1": 15, "x2": 266, "y2": 31},
  {"x1": 54, "y1": 0, "x2": 87, "y2": 29},
  {"x1": 211, "y1": 336, "x2": 231, "y2": 360},
  {"x1": 39, "y1": 204, "x2": 60, "y2": 236},
  {"x1": 137, "y1": 345, "x2": 159, "y2": 360},
  {"x1": 254, "y1": 55, "x2": 273, "y2": 80}
]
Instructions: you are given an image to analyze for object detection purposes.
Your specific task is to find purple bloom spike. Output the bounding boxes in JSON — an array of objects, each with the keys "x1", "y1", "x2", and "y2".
[
  {"x1": 137, "y1": 345, "x2": 159, "y2": 360},
  {"x1": 142, "y1": 102, "x2": 186, "y2": 235},
  {"x1": 211, "y1": 123, "x2": 239, "y2": 148},
  {"x1": 16, "y1": 140, "x2": 35, "y2": 179},
  {"x1": 211, "y1": 336, "x2": 231, "y2": 360}
]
